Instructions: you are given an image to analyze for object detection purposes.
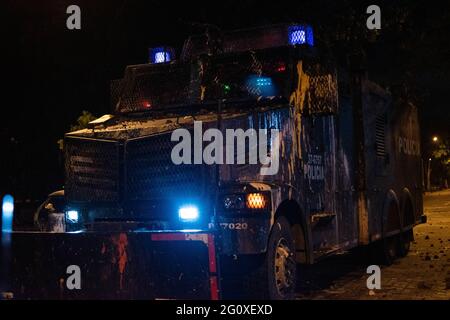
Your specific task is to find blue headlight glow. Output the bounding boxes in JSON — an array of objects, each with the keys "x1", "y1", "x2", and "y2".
[
  {"x1": 178, "y1": 205, "x2": 200, "y2": 222},
  {"x1": 149, "y1": 47, "x2": 172, "y2": 63},
  {"x1": 66, "y1": 210, "x2": 79, "y2": 223},
  {"x1": 288, "y1": 25, "x2": 314, "y2": 46}
]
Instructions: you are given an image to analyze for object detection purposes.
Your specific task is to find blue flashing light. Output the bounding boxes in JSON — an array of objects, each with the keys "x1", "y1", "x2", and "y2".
[
  {"x1": 2, "y1": 194, "x2": 14, "y2": 233},
  {"x1": 66, "y1": 210, "x2": 79, "y2": 223},
  {"x1": 155, "y1": 51, "x2": 170, "y2": 63},
  {"x1": 256, "y1": 77, "x2": 273, "y2": 87},
  {"x1": 288, "y1": 25, "x2": 314, "y2": 46},
  {"x1": 246, "y1": 75, "x2": 276, "y2": 97},
  {"x1": 178, "y1": 205, "x2": 200, "y2": 222},
  {"x1": 149, "y1": 47, "x2": 172, "y2": 63},
  {"x1": 290, "y1": 29, "x2": 305, "y2": 45},
  {"x1": 306, "y1": 25, "x2": 314, "y2": 46}
]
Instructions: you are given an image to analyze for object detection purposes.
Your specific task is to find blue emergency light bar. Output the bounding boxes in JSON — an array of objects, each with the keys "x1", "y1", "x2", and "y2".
[
  {"x1": 288, "y1": 25, "x2": 314, "y2": 46},
  {"x1": 149, "y1": 47, "x2": 174, "y2": 64},
  {"x1": 181, "y1": 24, "x2": 314, "y2": 59}
]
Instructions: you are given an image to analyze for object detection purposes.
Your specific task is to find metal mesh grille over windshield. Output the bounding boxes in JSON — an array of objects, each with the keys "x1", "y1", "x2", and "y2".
[{"x1": 125, "y1": 133, "x2": 214, "y2": 201}]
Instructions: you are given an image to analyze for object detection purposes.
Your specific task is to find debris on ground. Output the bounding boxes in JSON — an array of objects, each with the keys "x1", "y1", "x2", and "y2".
[{"x1": 417, "y1": 281, "x2": 432, "y2": 289}]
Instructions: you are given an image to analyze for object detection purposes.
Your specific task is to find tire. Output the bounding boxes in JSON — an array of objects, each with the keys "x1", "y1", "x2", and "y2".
[
  {"x1": 398, "y1": 229, "x2": 412, "y2": 257},
  {"x1": 374, "y1": 200, "x2": 402, "y2": 265},
  {"x1": 385, "y1": 236, "x2": 399, "y2": 265},
  {"x1": 240, "y1": 216, "x2": 297, "y2": 300},
  {"x1": 371, "y1": 235, "x2": 399, "y2": 266}
]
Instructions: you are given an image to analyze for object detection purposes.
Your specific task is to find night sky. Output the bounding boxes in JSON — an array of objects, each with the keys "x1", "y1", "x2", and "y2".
[{"x1": 1, "y1": 0, "x2": 449, "y2": 199}]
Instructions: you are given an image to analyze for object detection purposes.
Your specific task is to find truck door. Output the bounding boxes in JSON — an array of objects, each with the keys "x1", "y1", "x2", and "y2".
[
  {"x1": 291, "y1": 58, "x2": 340, "y2": 258},
  {"x1": 301, "y1": 115, "x2": 338, "y2": 256}
]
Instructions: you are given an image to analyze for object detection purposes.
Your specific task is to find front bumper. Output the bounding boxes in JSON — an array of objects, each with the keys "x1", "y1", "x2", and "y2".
[{"x1": 2, "y1": 230, "x2": 219, "y2": 300}]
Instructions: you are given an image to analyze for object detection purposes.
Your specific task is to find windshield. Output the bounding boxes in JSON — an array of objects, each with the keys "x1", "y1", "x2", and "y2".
[{"x1": 115, "y1": 63, "x2": 193, "y2": 113}]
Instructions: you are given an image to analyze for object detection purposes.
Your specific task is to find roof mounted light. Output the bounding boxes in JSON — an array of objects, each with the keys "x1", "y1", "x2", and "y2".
[
  {"x1": 149, "y1": 47, "x2": 175, "y2": 64},
  {"x1": 181, "y1": 24, "x2": 315, "y2": 59},
  {"x1": 288, "y1": 25, "x2": 314, "y2": 46}
]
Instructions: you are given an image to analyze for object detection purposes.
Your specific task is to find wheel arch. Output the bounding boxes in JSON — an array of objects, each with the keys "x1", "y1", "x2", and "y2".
[
  {"x1": 273, "y1": 199, "x2": 312, "y2": 264},
  {"x1": 400, "y1": 187, "x2": 415, "y2": 229},
  {"x1": 381, "y1": 189, "x2": 402, "y2": 236}
]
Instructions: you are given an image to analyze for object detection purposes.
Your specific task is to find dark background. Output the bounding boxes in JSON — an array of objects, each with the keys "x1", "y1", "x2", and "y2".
[{"x1": 1, "y1": 0, "x2": 449, "y2": 200}]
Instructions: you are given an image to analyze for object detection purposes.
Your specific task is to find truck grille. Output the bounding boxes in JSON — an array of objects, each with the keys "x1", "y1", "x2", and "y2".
[
  {"x1": 65, "y1": 133, "x2": 214, "y2": 204},
  {"x1": 65, "y1": 137, "x2": 121, "y2": 202},
  {"x1": 126, "y1": 133, "x2": 211, "y2": 201}
]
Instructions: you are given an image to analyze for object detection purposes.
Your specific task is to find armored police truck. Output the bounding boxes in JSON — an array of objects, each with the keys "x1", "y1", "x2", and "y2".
[{"x1": 6, "y1": 24, "x2": 424, "y2": 300}]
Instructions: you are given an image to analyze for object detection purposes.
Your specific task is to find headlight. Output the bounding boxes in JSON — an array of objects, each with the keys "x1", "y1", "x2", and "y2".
[
  {"x1": 178, "y1": 205, "x2": 199, "y2": 222},
  {"x1": 223, "y1": 194, "x2": 245, "y2": 210},
  {"x1": 66, "y1": 210, "x2": 79, "y2": 223},
  {"x1": 222, "y1": 192, "x2": 270, "y2": 210}
]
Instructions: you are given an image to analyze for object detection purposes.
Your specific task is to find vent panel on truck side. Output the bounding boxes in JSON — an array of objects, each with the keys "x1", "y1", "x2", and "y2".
[{"x1": 375, "y1": 114, "x2": 387, "y2": 158}]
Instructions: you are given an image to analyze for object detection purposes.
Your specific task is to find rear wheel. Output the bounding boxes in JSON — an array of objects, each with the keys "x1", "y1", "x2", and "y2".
[
  {"x1": 398, "y1": 229, "x2": 412, "y2": 257},
  {"x1": 374, "y1": 200, "x2": 402, "y2": 265},
  {"x1": 371, "y1": 235, "x2": 400, "y2": 266},
  {"x1": 385, "y1": 236, "x2": 399, "y2": 265}
]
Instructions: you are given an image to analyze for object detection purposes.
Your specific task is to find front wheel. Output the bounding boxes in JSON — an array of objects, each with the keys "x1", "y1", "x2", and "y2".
[
  {"x1": 239, "y1": 217, "x2": 297, "y2": 299},
  {"x1": 267, "y1": 217, "x2": 297, "y2": 299}
]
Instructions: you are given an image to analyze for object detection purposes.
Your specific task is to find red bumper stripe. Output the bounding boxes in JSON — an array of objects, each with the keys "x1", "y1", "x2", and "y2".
[
  {"x1": 207, "y1": 234, "x2": 216, "y2": 273},
  {"x1": 151, "y1": 233, "x2": 187, "y2": 241},
  {"x1": 209, "y1": 276, "x2": 219, "y2": 300}
]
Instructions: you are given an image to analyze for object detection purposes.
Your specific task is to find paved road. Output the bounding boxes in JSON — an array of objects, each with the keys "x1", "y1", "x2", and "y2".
[{"x1": 296, "y1": 189, "x2": 450, "y2": 300}]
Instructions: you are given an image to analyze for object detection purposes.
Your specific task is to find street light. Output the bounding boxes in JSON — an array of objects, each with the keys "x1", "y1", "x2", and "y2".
[
  {"x1": 428, "y1": 136, "x2": 439, "y2": 190},
  {"x1": 427, "y1": 158, "x2": 432, "y2": 191}
]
